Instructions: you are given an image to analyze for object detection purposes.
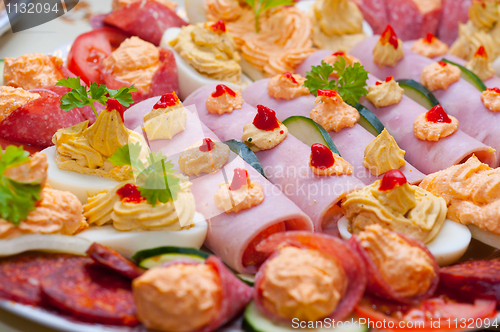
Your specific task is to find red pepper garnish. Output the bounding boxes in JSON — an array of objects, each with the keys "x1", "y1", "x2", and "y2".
[
  {"x1": 425, "y1": 105, "x2": 452, "y2": 123},
  {"x1": 380, "y1": 25, "x2": 399, "y2": 49},
  {"x1": 310, "y1": 143, "x2": 334, "y2": 169},
  {"x1": 117, "y1": 183, "x2": 145, "y2": 203},
  {"x1": 424, "y1": 32, "x2": 435, "y2": 44},
  {"x1": 475, "y1": 45, "x2": 488, "y2": 59},
  {"x1": 438, "y1": 61, "x2": 447, "y2": 67},
  {"x1": 376, "y1": 76, "x2": 394, "y2": 85},
  {"x1": 106, "y1": 98, "x2": 125, "y2": 121},
  {"x1": 210, "y1": 20, "x2": 226, "y2": 34},
  {"x1": 199, "y1": 138, "x2": 215, "y2": 152},
  {"x1": 282, "y1": 72, "x2": 298, "y2": 84},
  {"x1": 333, "y1": 51, "x2": 346, "y2": 57},
  {"x1": 486, "y1": 87, "x2": 500, "y2": 94},
  {"x1": 317, "y1": 89, "x2": 338, "y2": 98},
  {"x1": 253, "y1": 105, "x2": 280, "y2": 131},
  {"x1": 211, "y1": 84, "x2": 236, "y2": 98},
  {"x1": 153, "y1": 92, "x2": 179, "y2": 109},
  {"x1": 379, "y1": 169, "x2": 407, "y2": 191},
  {"x1": 229, "y1": 168, "x2": 248, "y2": 191}
]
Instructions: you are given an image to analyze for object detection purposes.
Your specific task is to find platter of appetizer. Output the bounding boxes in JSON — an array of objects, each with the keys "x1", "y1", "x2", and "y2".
[{"x1": 1, "y1": 0, "x2": 500, "y2": 331}]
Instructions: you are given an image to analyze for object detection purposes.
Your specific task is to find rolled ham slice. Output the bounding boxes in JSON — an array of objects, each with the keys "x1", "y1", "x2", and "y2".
[
  {"x1": 254, "y1": 232, "x2": 366, "y2": 322},
  {"x1": 350, "y1": 36, "x2": 500, "y2": 166},
  {"x1": 162, "y1": 256, "x2": 253, "y2": 332},
  {"x1": 124, "y1": 97, "x2": 313, "y2": 274},
  {"x1": 184, "y1": 85, "x2": 365, "y2": 235},
  {"x1": 239, "y1": 79, "x2": 425, "y2": 184},
  {"x1": 348, "y1": 231, "x2": 439, "y2": 304},
  {"x1": 438, "y1": 0, "x2": 471, "y2": 46}
]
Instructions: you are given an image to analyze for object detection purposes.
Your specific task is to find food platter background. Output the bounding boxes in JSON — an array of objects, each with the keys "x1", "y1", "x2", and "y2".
[{"x1": 0, "y1": 0, "x2": 499, "y2": 331}]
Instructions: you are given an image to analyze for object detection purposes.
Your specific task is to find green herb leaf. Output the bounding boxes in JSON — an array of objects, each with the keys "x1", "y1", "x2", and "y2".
[
  {"x1": 109, "y1": 144, "x2": 181, "y2": 206},
  {"x1": 241, "y1": 0, "x2": 295, "y2": 32},
  {"x1": 0, "y1": 146, "x2": 42, "y2": 225},
  {"x1": 56, "y1": 77, "x2": 137, "y2": 117},
  {"x1": 303, "y1": 59, "x2": 369, "y2": 105}
]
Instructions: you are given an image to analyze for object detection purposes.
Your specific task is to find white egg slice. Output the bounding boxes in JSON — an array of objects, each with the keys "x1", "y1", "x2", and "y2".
[
  {"x1": 185, "y1": 0, "x2": 207, "y2": 24},
  {"x1": 338, "y1": 216, "x2": 471, "y2": 266},
  {"x1": 76, "y1": 212, "x2": 208, "y2": 259},
  {"x1": 42, "y1": 146, "x2": 122, "y2": 204},
  {"x1": 0, "y1": 234, "x2": 92, "y2": 257},
  {"x1": 160, "y1": 28, "x2": 252, "y2": 100},
  {"x1": 467, "y1": 224, "x2": 500, "y2": 250}
]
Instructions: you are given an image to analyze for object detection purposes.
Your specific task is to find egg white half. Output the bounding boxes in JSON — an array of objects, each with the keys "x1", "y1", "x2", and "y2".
[
  {"x1": 467, "y1": 224, "x2": 500, "y2": 250},
  {"x1": 76, "y1": 212, "x2": 208, "y2": 259},
  {"x1": 160, "y1": 27, "x2": 252, "y2": 100},
  {"x1": 42, "y1": 146, "x2": 123, "y2": 204},
  {"x1": 337, "y1": 216, "x2": 471, "y2": 266},
  {"x1": 0, "y1": 234, "x2": 92, "y2": 257}
]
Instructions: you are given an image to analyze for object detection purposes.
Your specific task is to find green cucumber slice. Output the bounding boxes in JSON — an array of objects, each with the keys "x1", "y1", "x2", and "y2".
[
  {"x1": 397, "y1": 79, "x2": 440, "y2": 109},
  {"x1": 440, "y1": 58, "x2": 487, "y2": 91},
  {"x1": 242, "y1": 302, "x2": 368, "y2": 332},
  {"x1": 0, "y1": 59, "x2": 4, "y2": 86},
  {"x1": 140, "y1": 253, "x2": 206, "y2": 269},
  {"x1": 132, "y1": 246, "x2": 209, "y2": 264},
  {"x1": 237, "y1": 274, "x2": 255, "y2": 286},
  {"x1": 224, "y1": 139, "x2": 266, "y2": 178},
  {"x1": 282, "y1": 116, "x2": 340, "y2": 156},
  {"x1": 354, "y1": 103, "x2": 385, "y2": 136}
]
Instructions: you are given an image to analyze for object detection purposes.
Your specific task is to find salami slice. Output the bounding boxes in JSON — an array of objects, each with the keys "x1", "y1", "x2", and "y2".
[
  {"x1": 253, "y1": 231, "x2": 366, "y2": 323},
  {"x1": 0, "y1": 89, "x2": 87, "y2": 148},
  {"x1": 438, "y1": 0, "x2": 471, "y2": 45},
  {"x1": 385, "y1": 0, "x2": 442, "y2": 41},
  {"x1": 0, "y1": 253, "x2": 84, "y2": 306},
  {"x1": 103, "y1": 1, "x2": 187, "y2": 46},
  {"x1": 440, "y1": 258, "x2": 500, "y2": 305},
  {"x1": 41, "y1": 258, "x2": 138, "y2": 326},
  {"x1": 349, "y1": 232, "x2": 440, "y2": 304},
  {"x1": 350, "y1": 37, "x2": 500, "y2": 166},
  {"x1": 86, "y1": 243, "x2": 145, "y2": 280},
  {"x1": 352, "y1": 0, "x2": 388, "y2": 35},
  {"x1": 239, "y1": 79, "x2": 425, "y2": 184}
]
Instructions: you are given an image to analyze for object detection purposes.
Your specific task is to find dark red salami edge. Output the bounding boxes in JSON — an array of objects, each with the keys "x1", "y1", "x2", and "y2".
[{"x1": 86, "y1": 243, "x2": 145, "y2": 279}]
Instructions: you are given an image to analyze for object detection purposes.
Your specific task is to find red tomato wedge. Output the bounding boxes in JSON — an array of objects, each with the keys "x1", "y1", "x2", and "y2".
[
  {"x1": 355, "y1": 296, "x2": 497, "y2": 332},
  {"x1": 67, "y1": 27, "x2": 129, "y2": 85}
]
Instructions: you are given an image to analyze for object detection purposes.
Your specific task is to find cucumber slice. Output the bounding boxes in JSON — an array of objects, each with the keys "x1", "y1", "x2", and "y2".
[
  {"x1": 440, "y1": 58, "x2": 487, "y2": 91},
  {"x1": 140, "y1": 253, "x2": 206, "y2": 269},
  {"x1": 224, "y1": 139, "x2": 266, "y2": 178},
  {"x1": 282, "y1": 116, "x2": 340, "y2": 156},
  {"x1": 0, "y1": 59, "x2": 4, "y2": 86},
  {"x1": 397, "y1": 79, "x2": 440, "y2": 109},
  {"x1": 354, "y1": 103, "x2": 385, "y2": 136},
  {"x1": 242, "y1": 302, "x2": 368, "y2": 332},
  {"x1": 132, "y1": 246, "x2": 209, "y2": 264},
  {"x1": 237, "y1": 273, "x2": 255, "y2": 286}
]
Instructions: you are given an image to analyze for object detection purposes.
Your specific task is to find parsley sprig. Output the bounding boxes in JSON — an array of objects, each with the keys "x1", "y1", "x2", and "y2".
[
  {"x1": 109, "y1": 143, "x2": 180, "y2": 206},
  {"x1": 56, "y1": 77, "x2": 137, "y2": 117},
  {"x1": 241, "y1": 0, "x2": 295, "y2": 33},
  {"x1": 0, "y1": 146, "x2": 42, "y2": 225},
  {"x1": 303, "y1": 58, "x2": 369, "y2": 105}
]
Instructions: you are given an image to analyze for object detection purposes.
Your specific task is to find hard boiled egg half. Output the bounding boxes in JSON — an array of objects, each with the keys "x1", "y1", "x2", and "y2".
[
  {"x1": 338, "y1": 217, "x2": 471, "y2": 266},
  {"x1": 160, "y1": 28, "x2": 252, "y2": 99}
]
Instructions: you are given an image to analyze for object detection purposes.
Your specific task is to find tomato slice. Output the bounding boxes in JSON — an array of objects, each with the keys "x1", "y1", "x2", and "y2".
[
  {"x1": 355, "y1": 296, "x2": 497, "y2": 332},
  {"x1": 67, "y1": 27, "x2": 129, "y2": 85}
]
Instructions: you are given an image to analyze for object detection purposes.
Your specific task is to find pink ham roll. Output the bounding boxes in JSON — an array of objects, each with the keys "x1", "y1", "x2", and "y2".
[
  {"x1": 184, "y1": 85, "x2": 365, "y2": 235},
  {"x1": 160, "y1": 256, "x2": 252, "y2": 332},
  {"x1": 348, "y1": 231, "x2": 439, "y2": 304},
  {"x1": 254, "y1": 232, "x2": 366, "y2": 323},
  {"x1": 350, "y1": 36, "x2": 500, "y2": 165},
  {"x1": 239, "y1": 79, "x2": 425, "y2": 184},
  {"x1": 124, "y1": 96, "x2": 313, "y2": 274},
  {"x1": 361, "y1": 75, "x2": 496, "y2": 172}
]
